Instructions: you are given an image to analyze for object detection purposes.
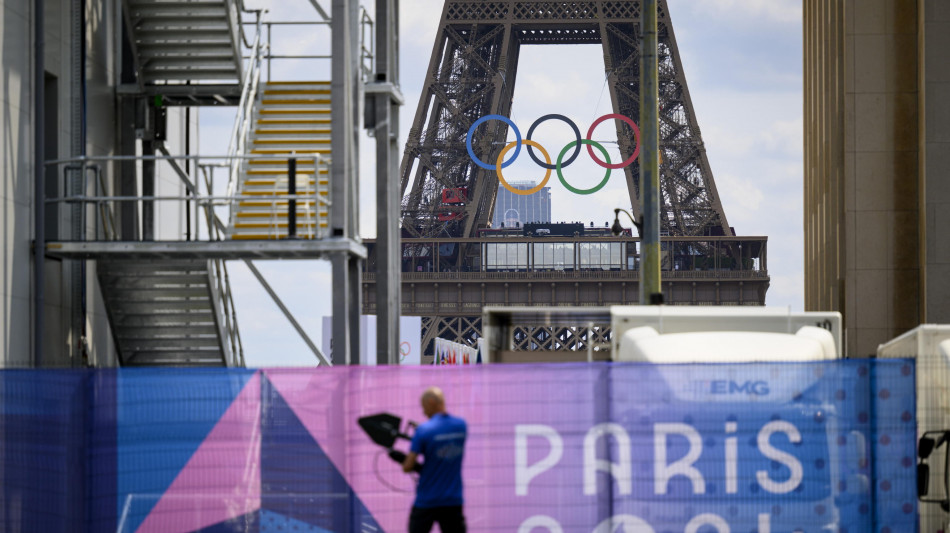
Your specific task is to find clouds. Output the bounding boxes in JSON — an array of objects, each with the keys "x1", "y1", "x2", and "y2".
[
  {"x1": 756, "y1": 118, "x2": 804, "y2": 159},
  {"x1": 510, "y1": 48, "x2": 607, "y2": 111},
  {"x1": 229, "y1": 261, "x2": 334, "y2": 367},
  {"x1": 691, "y1": 90, "x2": 803, "y2": 216},
  {"x1": 687, "y1": 0, "x2": 802, "y2": 26},
  {"x1": 399, "y1": 1, "x2": 444, "y2": 47},
  {"x1": 670, "y1": 0, "x2": 801, "y2": 94}
]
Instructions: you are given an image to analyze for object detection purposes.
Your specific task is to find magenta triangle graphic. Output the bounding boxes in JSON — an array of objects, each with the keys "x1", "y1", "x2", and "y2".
[
  {"x1": 265, "y1": 368, "x2": 415, "y2": 532},
  {"x1": 264, "y1": 367, "x2": 504, "y2": 532},
  {"x1": 137, "y1": 372, "x2": 262, "y2": 533}
]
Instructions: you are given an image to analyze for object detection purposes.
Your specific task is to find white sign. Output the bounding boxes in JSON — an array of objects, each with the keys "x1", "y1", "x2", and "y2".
[{"x1": 321, "y1": 315, "x2": 422, "y2": 365}]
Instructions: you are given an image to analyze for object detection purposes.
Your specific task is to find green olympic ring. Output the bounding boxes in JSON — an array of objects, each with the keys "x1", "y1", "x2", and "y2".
[{"x1": 556, "y1": 139, "x2": 612, "y2": 195}]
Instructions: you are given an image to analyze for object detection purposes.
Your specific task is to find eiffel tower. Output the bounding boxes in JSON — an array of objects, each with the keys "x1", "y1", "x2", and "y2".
[{"x1": 363, "y1": 0, "x2": 770, "y2": 359}]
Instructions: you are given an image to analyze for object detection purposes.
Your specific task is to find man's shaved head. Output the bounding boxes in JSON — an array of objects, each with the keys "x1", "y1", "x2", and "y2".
[{"x1": 421, "y1": 386, "x2": 446, "y2": 417}]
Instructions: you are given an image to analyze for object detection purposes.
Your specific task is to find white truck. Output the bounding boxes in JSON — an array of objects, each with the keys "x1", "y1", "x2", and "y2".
[
  {"x1": 480, "y1": 306, "x2": 842, "y2": 363},
  {"x1": 610, "y1": 306, "x2": 843, "y2": 360},
  {"x1": 877, "y1": 325, "x2": 950, "y2": 533}
]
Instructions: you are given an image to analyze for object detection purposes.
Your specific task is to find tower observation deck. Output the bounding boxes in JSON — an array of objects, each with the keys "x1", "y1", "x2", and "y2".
[{"x1": 363, "y1": 0, "x2": 770, "y2": 360}]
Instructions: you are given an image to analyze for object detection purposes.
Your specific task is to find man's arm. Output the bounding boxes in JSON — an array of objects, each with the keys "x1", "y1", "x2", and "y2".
[{"x1": 402, "y1": 451, "x2": 419, "y2": 473}]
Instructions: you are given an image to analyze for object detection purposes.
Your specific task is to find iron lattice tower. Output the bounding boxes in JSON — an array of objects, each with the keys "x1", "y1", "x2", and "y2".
[
  {"x1": 368, "y1": 0, "x2": 768, "y2": 359},
  {"x1": 400, "y1": 0, "x2": 732, "y2": 240}
]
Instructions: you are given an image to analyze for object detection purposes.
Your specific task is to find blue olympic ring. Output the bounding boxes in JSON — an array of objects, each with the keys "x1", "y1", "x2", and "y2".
[{"x1": 466, "y1": 115, "x2": 522, "y2": 170}]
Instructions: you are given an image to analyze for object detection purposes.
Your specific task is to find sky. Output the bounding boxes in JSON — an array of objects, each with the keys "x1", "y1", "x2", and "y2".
[{"x1": 201, "y1": 0, "x2": 805, "y2": 367}]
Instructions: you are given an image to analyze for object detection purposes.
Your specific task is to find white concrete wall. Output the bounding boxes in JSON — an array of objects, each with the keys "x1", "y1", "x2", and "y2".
[
  {"x1": 1, "y1": 0, "x2": 196, "y2": 367},
  {"x1": 923, "y1": 0, "x2": 950, "y2": 324},
  {"x1": 80, "y1": 0, "x2": 119, "y2": 367},
  {"x1": 154, "y1": 107, "x2": 197, "y2": 241},
  {"x1": 804, "y1": 0, "x2": 950, "y2": 356},
  {"x1": 0, "y1": 0, "x2": 35, "y2": 366}
]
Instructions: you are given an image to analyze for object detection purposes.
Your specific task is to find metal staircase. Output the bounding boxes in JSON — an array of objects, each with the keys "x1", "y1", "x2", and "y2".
[
  {"x1": 87, "y1": 0, "x2": 249, "y2": 367},
  {"x1": 228, "y1": 81, "x2": 332, "y2": 240},
  {"x1": 97, "y1": 260, "x2": 239, "y2": 367},
  {"x1": 122, "y1": 0, "x2": 244, "y2": 84}
]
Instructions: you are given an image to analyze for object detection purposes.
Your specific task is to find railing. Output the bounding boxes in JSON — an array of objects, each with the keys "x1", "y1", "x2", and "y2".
[
  {"x1": 225, "y1": 0, "x2": 244, "y2": 80},
  {"x1": 226, "y1": 13, "x2": 265, "y2": 205},
  {"x1": 201, "y1": 159, "x2": 244, "y2": 369},
  {"x1": 208, "y1": 245, "x2": 245, "y2": 368},
  {"x1": 360, "y1": 6, "x2": 375, "y2": 80},
  {"x1": 363, "y1": 299, "x2": 768, "y2": 314},
  {"x1": 242, "y1": 12, "x2": 375, "y2": 83},
  {"x1": 362, "y1": 269, "x2": 771, "y2": 282},
  {"x1": 117, "y1": 493, "x2": 352, "y2": 533},
  {"x1": 44, "y1": 153, "x2": 329, "y2": 243},
  {"x1": 363, "y1": 236, "x2": 769, "y2": 278}
]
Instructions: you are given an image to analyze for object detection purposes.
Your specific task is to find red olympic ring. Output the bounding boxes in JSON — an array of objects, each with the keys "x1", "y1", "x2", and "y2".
[{"x1": 586, "y1": 114, "x2": 641, "y2": 170}]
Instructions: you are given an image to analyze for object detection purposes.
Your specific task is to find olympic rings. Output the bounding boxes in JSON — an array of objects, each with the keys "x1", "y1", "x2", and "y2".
[
  {"x1": 557, "y1": 139, "x2": 612, "y2": 195},
  {"x1": 465, "y1": 113, "x2": 642, "y2": 196},
  {"x1": 495, "y1": 139, "x2": 552, "y2": 196},
  {"x1": 526, "y1": 114, "x2": 581, "y2": 170},
  {"x1": 467, "y1": 115, "x2": 521, "y2": 170}
]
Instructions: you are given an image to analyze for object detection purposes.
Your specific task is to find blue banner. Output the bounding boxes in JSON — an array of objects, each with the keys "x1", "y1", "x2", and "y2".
[{"x1": 0, "y1": 360, "x2": 918, "y2": 532}]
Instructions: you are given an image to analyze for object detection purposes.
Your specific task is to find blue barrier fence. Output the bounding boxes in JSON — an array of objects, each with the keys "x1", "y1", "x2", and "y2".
[{"x1": 0, "y1": 361, "x2": 917, "y2": 532}]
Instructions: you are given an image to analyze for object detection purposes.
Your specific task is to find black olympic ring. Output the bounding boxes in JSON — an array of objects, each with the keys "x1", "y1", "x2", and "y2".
[{"x1": 525, "y1": 114, "x2": 582, "y2": 170}]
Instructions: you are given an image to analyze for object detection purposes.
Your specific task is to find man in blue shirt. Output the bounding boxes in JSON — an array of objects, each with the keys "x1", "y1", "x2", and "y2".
[{"x1": 402, "y1": 386, "x2": 467, "y2": 533}]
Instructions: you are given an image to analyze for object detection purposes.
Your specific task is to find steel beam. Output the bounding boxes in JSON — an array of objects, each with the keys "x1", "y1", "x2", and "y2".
[
  {"x1": 33, "y1": 0, "x2": 45, "y2": 367},
  {"x1": 70, "y1": 0, "x2": 85, "y2": 366},
  {"x1": 331, "y1": 0, "x2": 362, "y2": 365},
  {"x1": 141, "y1": 139, "x2": 156, "y2": 240},
  {"x1": 368, "y1": 0, "x2": 402, "y2": 365},
  {"x1": 44, "y1": 238, "x2": 368, "y2": 260},
  {"x1": 308, "y1": 0, "x2": 331, "y2": 21},
  {"x1": 640, "y1": 0, "x2": 661, "y2": 304},
  {"x1": 117, "y1": 99, "x2": 140, "y2": 240}
]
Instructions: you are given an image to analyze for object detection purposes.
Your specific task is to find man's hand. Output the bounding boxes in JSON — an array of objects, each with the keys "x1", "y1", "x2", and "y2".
[
  {"x1": 402, "y1": 451, "x2": 422, "y2": 473},
  {"x1": 388, "y1": 449, "x2": 407, "y2": 463},
  {"x1": 387, "y1": 449, "x2": 422, "y2": 473}
]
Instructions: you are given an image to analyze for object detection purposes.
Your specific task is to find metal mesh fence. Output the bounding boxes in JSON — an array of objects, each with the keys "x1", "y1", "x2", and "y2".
[{"x1": 0, "y1": 361, "x2": 920, "y2": 532}]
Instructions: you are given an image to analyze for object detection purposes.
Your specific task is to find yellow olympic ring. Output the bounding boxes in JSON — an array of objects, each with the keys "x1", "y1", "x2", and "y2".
[{"x1": 495, "y1": 139, "x2": 552, "y2": 196}]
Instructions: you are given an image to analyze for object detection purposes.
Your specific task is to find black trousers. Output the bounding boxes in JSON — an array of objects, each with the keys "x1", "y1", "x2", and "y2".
[{"x1": 408, "y1": 505, "x2": 466, "y2": 533}]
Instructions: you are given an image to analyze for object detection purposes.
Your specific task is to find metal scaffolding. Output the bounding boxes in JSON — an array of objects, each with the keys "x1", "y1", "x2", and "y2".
[{"x1": 39, "y1": 0, "x2": 397, "y2": 367}]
